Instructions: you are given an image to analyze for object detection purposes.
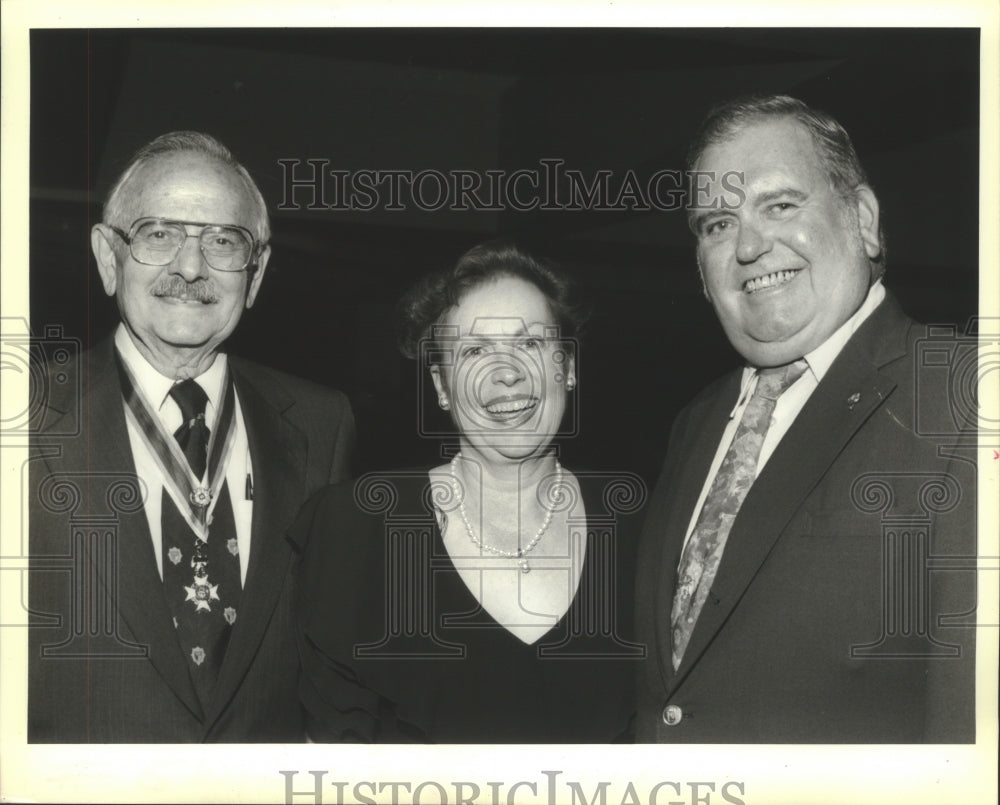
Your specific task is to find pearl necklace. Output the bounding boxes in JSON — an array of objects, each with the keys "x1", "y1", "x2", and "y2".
[{"x1": 449, "y1": 453, "x2": 563, "y2": 574}]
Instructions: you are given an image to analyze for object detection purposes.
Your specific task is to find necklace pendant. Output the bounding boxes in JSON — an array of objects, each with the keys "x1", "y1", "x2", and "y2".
[{"x1": 450, "y1": 452, "x2": 562, "y2": 577}]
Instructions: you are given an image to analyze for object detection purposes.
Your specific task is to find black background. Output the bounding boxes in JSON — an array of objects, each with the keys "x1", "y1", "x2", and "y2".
[{"x1": 29, "y1": 28, "x2": 980, "y2": 482}]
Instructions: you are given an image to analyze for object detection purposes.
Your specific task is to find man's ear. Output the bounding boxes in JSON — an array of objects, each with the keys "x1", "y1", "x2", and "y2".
[
  {"x1": 695, "y1": 251, "x2": 711, "y2": 301},
  {"x1": 91, "y1": 225, "x2": 120, "y2": 296},
  {"x1": 245, "y1": 244, "x2": 270, "y2": 309},
  {"x1": 853, "y1": 185, "x2": 881, "y2": 260}
]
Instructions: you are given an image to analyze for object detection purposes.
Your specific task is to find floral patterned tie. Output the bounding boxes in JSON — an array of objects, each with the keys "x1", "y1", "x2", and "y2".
[{"x1": 670, "y1": 360, "x2": 808, "y2": 670}]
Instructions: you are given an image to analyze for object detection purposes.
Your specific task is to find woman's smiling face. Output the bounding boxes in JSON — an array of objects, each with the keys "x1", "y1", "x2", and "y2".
[{"x1": 430, "y1": 274, "x2": 574, "y2": 462}]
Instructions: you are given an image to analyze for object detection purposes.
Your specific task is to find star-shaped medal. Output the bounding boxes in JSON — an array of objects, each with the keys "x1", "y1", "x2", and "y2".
[{"x1": 184, "y1": 576, "x2": 221, "y2": 612}]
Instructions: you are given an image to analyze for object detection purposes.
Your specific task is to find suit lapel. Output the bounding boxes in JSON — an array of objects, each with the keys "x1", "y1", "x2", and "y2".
[
  {"x1": 66, "y1": 341, "x2": 204, "y2": 719},
  {"x1": 670, "y1": 297, "x2": 910, "y2": 686},
  {"x1": 206, "y1": 364, "x2": 307, "y2": 724}
]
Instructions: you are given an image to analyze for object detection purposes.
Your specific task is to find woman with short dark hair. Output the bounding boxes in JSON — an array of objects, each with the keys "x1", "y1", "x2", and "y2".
[{"x1": 292, "y1": 241, "x2": 644, "y2": 742}]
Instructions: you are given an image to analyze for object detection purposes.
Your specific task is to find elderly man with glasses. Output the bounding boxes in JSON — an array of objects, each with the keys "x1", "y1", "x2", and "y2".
[{"x1": 29, "y1": 131, "x2": 355, "y2": 742}]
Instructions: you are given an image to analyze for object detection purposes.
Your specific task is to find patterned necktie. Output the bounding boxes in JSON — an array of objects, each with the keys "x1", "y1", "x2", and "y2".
[
  {"x1": 670, "y1": 359, "x2": 808, "y2": 670},
  {"x1": 162, "y1": 378, "x2": 241, "y2": 707},
  {"x1": 170, "y1": 379, "x2": 210, "y2": 479}
]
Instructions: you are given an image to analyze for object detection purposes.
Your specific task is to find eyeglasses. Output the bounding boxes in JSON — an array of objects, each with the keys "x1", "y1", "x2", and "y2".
[{"x1": 110, "y1": 218, "x2": 260, "y2": 272}]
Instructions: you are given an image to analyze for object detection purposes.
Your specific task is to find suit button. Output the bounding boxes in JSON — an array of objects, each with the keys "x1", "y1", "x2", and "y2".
[{"x1": 662, "y1": 704, "x2": 683, "y2": 726}]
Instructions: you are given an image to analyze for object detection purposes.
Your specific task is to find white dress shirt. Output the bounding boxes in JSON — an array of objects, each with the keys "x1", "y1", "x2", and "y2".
[
  {"x1": 680, "y1": 281, "x2": 887, "y2": 554},
  {"x1": 115, "y1": 325, "x2": 254, "y2": 583}
]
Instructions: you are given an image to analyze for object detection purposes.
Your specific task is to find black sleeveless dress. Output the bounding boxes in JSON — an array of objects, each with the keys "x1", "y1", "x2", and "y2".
[{"x1": 290, "y1": 468, "x2": 646, "y2": 743}]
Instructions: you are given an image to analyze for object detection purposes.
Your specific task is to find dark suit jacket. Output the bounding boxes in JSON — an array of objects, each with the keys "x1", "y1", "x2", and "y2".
[
  {"x1": 28, "y1": 337, "x2": 354, "y2": 742},
  {"x1": 635, "y1": 293, "x2": 977, "y2": 743}
]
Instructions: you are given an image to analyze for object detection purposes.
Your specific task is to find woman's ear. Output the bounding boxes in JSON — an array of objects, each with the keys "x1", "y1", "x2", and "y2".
[
  {"x1": 430, "y1": 364, "x2": 450, "y2": 410},
  {"x1": 564, "y1": 354, "x2": 576, "y2": 390}
]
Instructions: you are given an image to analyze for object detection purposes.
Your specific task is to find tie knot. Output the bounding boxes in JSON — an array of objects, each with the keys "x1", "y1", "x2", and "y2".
[
  {"x1": 169, "y1": 379, "x2": 209, "y2": 423},
  {"x1": 754, "y1": 359, "x2": 808, "y2": 400}
]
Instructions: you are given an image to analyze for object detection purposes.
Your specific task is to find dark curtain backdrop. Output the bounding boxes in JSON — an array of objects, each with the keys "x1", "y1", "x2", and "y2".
[{"x1": 29, "y1": 28, "x2": 980, "y2": 482}]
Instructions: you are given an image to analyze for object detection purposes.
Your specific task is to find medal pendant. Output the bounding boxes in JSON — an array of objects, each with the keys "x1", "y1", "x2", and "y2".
[
  {"x1": 185, "y1": 576, "x2": 221, "y2": 612},
  {"x1": 190, "y1": 486, "x2": 212, "y2": 508}
]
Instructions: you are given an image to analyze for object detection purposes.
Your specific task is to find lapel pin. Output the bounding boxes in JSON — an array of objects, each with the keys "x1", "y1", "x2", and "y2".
[{"x1": 847, "y1": 392, "x2": 861, "y2": 409}]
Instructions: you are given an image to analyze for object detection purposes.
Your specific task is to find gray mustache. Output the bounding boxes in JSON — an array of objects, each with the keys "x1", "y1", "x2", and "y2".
[{"x1": 151, "y1": 277, "x2": 219, "y2": 303}]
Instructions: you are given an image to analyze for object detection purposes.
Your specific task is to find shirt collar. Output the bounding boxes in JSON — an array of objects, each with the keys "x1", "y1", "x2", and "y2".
[
  {"x1": 113, "y1": 323, "x2": 228, "y2": 414},
  {"x1": 732, "y1": 280, "x2": 886, "y2": 415},
  {"x1": 804, "y1": 279, "x2": 886, "y2": 382}
]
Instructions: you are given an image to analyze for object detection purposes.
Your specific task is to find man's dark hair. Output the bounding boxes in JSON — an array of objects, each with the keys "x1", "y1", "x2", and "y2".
[{"x1": 686, "y1": 94, "x2": 886, "y2": 271}]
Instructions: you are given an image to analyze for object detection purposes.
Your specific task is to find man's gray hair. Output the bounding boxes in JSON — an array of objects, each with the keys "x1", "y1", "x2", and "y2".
[{"x1": 102, "y1": 131, "x2": 270, "y2": 246}]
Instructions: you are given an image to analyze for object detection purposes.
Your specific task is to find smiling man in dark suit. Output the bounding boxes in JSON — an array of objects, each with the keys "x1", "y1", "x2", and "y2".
[
  {"x1": 29, "y1": 131, "x2": 354, "y2": 742},
  {"x1": 635, "y1": 95, "x2": 977, "y2": 742}
]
